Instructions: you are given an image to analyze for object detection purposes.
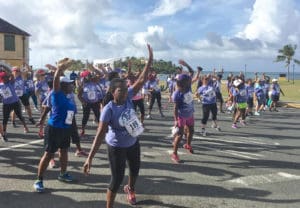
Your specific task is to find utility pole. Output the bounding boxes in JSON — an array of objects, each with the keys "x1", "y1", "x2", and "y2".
[{"x1": 293, "y1": 64, "x2": 295, "y2": 84}]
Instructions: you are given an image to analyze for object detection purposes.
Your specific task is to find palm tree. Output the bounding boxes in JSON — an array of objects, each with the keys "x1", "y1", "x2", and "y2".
[{"x1": 275, "y1": 44, "x2": 300, "y2": 82}]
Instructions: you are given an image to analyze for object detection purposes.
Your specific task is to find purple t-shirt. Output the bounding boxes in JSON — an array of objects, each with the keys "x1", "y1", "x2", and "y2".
[
  {"x1": 0, "y1": 82, "x2": 19, "y2": 104},
  {"x1": 197, "y1": 84, "x2": 217, "y2": 105},
  {"x1": 100, "y1": 87, "x2": 137, "y2": 148},
  {"x1": 14, "y1": 76, "x2": 25, "y2": 97},
  {"x1": 172, "y1": 89, "x2": 194, "y2": 118}
]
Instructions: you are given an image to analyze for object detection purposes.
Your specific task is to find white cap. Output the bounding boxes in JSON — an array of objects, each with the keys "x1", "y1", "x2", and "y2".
[
  {"x1": 233, "y1": 79, "x2": 242, "y2": 87},
  {"x1": 60, "y1": 76, "x2": 73, "y2": 83},
  {"x1": 272, "y1": 78, "x2": 278, "y2": 82}
]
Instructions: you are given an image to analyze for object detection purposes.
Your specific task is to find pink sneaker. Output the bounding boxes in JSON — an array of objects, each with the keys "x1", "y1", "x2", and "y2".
[
  {"x1": 232, "y1": 124, "x2": 238, "y2": 129},
  {"x1": 124, "y1": 185, "x2": 136, "y2": 205},
  {"x1": 38, "y1": 130, "x2": 44, "y2": 139},
  {"x1": 240, "y1": 120, "x2": 246, "y2": 126},
  {"x1": 171, "y1": 153, "x2": 180, "y2": 163},
  {"x1": 49, "y1": 159, "x2": 57, "y2": 168},
  {"x1": 183, "y1": 144, "x2": 194, "y2": 154},
  {"x1": 75, "y1": 150, "x2": 88, "y2": 157}
]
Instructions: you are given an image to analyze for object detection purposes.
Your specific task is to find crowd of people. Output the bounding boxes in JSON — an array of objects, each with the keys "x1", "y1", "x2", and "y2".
[{"x1": 0, "y1": 44, "x2": 285, "y2": 207}]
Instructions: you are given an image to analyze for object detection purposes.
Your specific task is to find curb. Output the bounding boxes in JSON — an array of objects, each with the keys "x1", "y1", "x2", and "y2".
[{"x1": 280, "y1": 102, "x2": 300, "y2": 109}]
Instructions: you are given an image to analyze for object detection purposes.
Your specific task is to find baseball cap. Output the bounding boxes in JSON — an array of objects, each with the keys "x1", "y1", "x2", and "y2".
[
  {"x1": 60, "y1": 76, "x2": 74, "y2": 83},
  {"x1": 0, "y1": 71, "x2": 7, "y2": 82},
  {"x1": 80, "y1": 70, "x2": 90, "y2": 78},
  {"x1": 12, "y1": 66, "x2": 20, "y2": 72},
  {"x1": 177, "y1": 73, "x2": 190, "y2": 81},
  {"x1": 233, "y1": 79, "x2": 242, "y2": 87}
]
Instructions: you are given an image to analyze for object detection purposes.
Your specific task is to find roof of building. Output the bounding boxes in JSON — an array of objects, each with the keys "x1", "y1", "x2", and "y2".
[{"x1": 0, "y1": 18, "x2": 30, "y2": 36}]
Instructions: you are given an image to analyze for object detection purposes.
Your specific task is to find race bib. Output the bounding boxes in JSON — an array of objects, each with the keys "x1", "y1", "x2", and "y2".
[
  {"x1": 16, "y1": 89, "x2": 23, "y2": 97},
  {"x1": 184, "y1": 92, "x2": 193, "y2": 104},
  {"x1": 2, "y1": 87, "x2": 13, "y2": 99},
  {"x1": 87, "y1": 91, "x2": 96, "y2": 100},
  {"x1": 119, "y1": 109, "x2": 144, "y2": 137},
  {"x1": 239, "y1": 89, "x2": 246, "y2": 96},
  {"x1": 28, "y1": 81, "x2": 34, "y2": 88},
  {"x1": 65, "y1": 110, "x2": 74, "y2": 125},
  {"x1": 206, "y1": 88, "x2": 216, "y2": 98}
]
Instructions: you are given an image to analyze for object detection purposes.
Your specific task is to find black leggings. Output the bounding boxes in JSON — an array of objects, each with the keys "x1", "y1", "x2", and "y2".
[
  {"x1": 2, "y1": 101, "x2": 25, "y2": 126},
  {"x1": 149, "y1": 91, "x2": 162, "y2": 110},
  {"x1": 82, "y1": 102, "x2": 100, "y2": 127},
  {"x1": 107, "y1": 140, "x2": 140, "y2": 193},
  {"x1": 201, "y1": 103, "x2": 218, "y2": 125},
  {"x1": 132, "y1": 99, "x2": 145, "y2": 116}
]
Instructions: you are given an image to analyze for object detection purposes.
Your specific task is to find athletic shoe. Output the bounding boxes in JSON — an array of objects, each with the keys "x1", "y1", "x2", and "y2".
[
  {"x1": 254, "y1": 111, "x2": 260, "y2": 116},
  {"x1": 58, "y1": 172, "x2": 73, "y2": 182},
  {"x1": 12, "y1": 121, "x2": 17, "y2": 128},
  {"x1": 33, "y1": 180, "x2": 44, "y2": 193},
  {"x1": 211, "y1": 124, "x2": 221, "y2": 131},
  {"x1": 75, "y1": 150, "x2": 88, "y2": 157},
  {"x1": 80, "y1": 130, "x2": 85, "y2": 137},
  {"x1": 1, "y1": 132, "x2": 7, "y2": 142},
  {"x1": 171, "y1": 153, "x2": 180, "y2": 163},
  {"x1": 29, "y1": 117, "x2": 36, "y2": 125},
  {"x1": 146, "y1": 114, "x2": 152, "y2": 119},
  {"x1": 201, "y1": 129, "x2": 206, "y2": 137},
  {"x1": 123, "y1": 185, "x2": 137, "y2": 205},
  {"x1": 38, "y1": 130, "x2": 44, "y2": 139},
  {"x1": 24, "y1": 127, "x2": 29, "y2": 134},
  {"x1": 183, "y1": 144, "x2": 194, "y2": 154},
  {"x1": 232, "y1": 124, "x2": 238, "y2": 129},
  {"x1": 34, "y1": 107, "x2": 39, "y2": 112},
  {"x1": 49, "y1": 159, "x2": 57, "y2": 168},
  {"x1": 240, "y1": 120, "x2": 246, "y2": 126}
]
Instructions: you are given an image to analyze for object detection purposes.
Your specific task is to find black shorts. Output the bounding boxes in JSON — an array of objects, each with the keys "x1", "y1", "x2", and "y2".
[
  {"x1": 71, "y1": 117, "x2": 80, "y2": 144},
  {"x1": 271, "y1": 94, "x2": 279, "y2": 102},
  {"x1": 19, "y1": 93, "x2": 30, "y2": 106},
  {"x1": 132, "y1": 99, "x2": 145, "y2": 115},
  {"x1": 247, "y1": 97, "x2": 254, "y2": 108},
  {"x1": 216, "y1": 92, "x2": 223, "y2": 103},
  {"x1": 44, "y1": 125, "x2": 72, "y2": 153}
]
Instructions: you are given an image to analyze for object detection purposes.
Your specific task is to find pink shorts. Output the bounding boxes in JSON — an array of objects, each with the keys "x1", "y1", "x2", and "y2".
[{"x1": 177, "y1": 116, "x2": 194, "y2": 128}]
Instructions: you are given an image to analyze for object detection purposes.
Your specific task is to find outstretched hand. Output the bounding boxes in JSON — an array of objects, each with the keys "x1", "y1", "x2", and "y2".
[
  {"x1": 147, "y1": 44, "x2": 153, "y2": 61},
  {"x1": 178, "y1": 59, "x2": 187, "y2": 66},
  {"x1": 83, "y1": 158, "x2": 92, "y2": 175},
  {"x1": 57, "y1": 58, "x2": 73, "y2": 71}
]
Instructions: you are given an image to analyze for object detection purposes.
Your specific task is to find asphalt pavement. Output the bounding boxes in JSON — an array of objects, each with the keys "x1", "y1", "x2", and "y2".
[{"x1": 0, "y1": 97, "x2": 300, "y2": 208}]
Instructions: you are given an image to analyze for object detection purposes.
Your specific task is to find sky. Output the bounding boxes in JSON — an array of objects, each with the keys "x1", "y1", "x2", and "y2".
[{"x1": 1, "y1": 0, "x2": 300, "y2": 72}]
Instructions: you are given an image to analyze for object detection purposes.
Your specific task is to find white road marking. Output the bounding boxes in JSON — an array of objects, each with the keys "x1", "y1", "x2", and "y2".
[
  {"x1": 0, "y1": 140, "x2": 43, "y2": 152},
  {"x1": 228, "y1": 172, "x2": 300, "y2": 186}
]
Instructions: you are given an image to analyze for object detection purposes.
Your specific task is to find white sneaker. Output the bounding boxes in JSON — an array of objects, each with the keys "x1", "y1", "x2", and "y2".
[
  {"x1": 201, "y1": 129, "x2": 207, "y2": 137},
  {"x1": 254, "y1": 111, "x2": 260, "y2": 116},
  {"x1": 146, "y1": 114, "x2": 152, "y2": 119}
]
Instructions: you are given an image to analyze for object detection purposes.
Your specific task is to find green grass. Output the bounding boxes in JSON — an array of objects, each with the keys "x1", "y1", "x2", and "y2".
[
  {"x1": 160, "y1": 79, "x2": 300, "y2": 103},
  {"x1": 276, "y1": 80, "x2": 300, "y2": 102},
  {"x1": 220, "y1": 80, "x2": 300, "y2": 103}
]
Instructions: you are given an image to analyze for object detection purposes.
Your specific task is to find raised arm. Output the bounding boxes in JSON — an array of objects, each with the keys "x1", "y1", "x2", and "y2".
[
  {"x1": 179, "y1": 59, "x2": 194, "y2": 77},
  {"x1": 132, "y1": 44, "x2": 153, "y2": 95},
  {"x1": 53, "y1": 58, "x2": 72, "y2": 92}
]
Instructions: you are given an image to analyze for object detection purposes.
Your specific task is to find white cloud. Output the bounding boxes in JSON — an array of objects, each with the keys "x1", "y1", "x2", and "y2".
[
  {"x1": 0, "y1": 0, "x2": 299, "y2": 72},
  {"x1": 237, "y1": 0, "x2": 300, "y2": 44},
  {"x1": 149, "y1": 0, "x2": 192, "y2": 17},
  {"x1": 133, "y1": 26, "x2": 172, "y2": 50}
]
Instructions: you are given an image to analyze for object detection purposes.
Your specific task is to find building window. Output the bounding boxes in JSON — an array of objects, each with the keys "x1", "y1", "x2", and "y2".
[{"x1": 4, "y1": 34, "x2": 15, "y2": 51}]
